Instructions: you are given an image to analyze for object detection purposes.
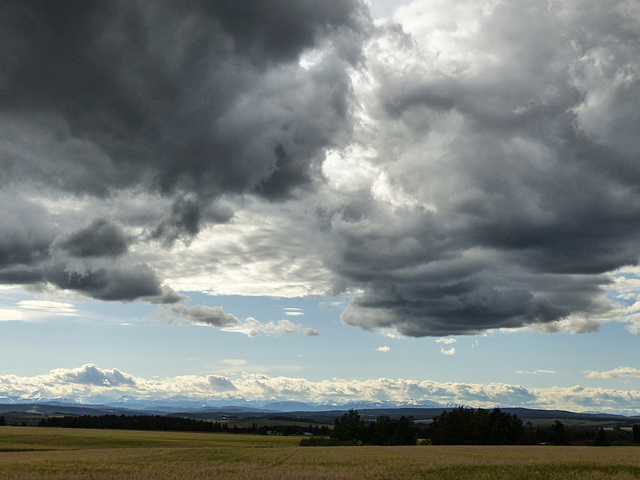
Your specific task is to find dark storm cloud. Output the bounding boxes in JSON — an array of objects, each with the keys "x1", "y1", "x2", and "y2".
[
  {"x1": 0, "y1": 192, "x2": 181, "y2": 304},
  {"x1": 150, "y1": 196, "x2": 234, "y2": 246},
  {"x1": 4, "y1": 0, "x2": 639, "y2": 339},
  {"x1": 44, "y1": 262, "x2": 184, "y2": 303},
  {"x1": 0, "y1": 0, "x2": 367, "y2": 201},
  {"x1": 56, "y1": 219, "x2": 129, "y2": 258},
  {"x1": 0, "y1": 0, "x2": 369, "y2": 302},
  {"x1": 333, "y1": 0, "x2": 640, "y2": 336},
  {"x1": 202, "y1": 0, "x2": 368, "y2": 64},
  {"x1": 0, "y1": 192, "x2": 55, "y2": 269}
]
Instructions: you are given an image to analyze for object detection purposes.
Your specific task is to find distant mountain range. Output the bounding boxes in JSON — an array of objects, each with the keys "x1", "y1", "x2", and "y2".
[
  {"x1": 1, "y1": 399, "x2": 639, "y2": 429},
  {"x1": 0, "y1": 396, "x2": 448, "y2": 414}
]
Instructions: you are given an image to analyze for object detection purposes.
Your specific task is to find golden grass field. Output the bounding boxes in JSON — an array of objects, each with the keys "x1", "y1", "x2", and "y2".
[{"x1": 1, "y1": 426, "x2": 640, "y2": 479}]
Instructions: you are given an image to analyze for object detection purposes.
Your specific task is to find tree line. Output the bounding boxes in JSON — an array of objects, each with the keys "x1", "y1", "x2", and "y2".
[
  {"x1": 37, "y1": 414, "x2": 330, "y2": 436},
  {"x1": 303, "y1": 409, "x2": 418, "y2": 446},
  {"x1": 427, "y1": 408, "x2": 640, "y2": 446},
  {"x1": 428, "y1": 407, "x2": 526, "y2": 445},
  {"x1": 303, "y1": 408, "x2": 640, "y2": 447},
  {"x1": 525, "y1": 419, "x2": 640, "y2": 446},
  {"x1": 8, "y1": 408, "x2": 640, "y2": 446},
  {"x1": 314, "y1": 408, "x2": 524, "y2": 446}
]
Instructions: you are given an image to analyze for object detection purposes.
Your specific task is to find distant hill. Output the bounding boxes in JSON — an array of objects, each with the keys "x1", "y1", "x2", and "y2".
[{"x1": 1, "y1": 401, "x2": 639, "y2": 429}]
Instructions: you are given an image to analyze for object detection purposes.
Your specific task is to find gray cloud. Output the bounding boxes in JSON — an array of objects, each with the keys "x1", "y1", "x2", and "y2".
[
  {"x1": 45, "y1": 262, "x2": 184, "y2": 304},
  {"x1": 327, "y1": 0, "x2": 640, "y2": 336},
  {"x1": 168, "y1": 304, "x2": 313, "y2": 337},
  {"x1": 303, "y1": 328, "x2": 321, "y2": 337},
  {"x1": 56, "y1": 219, "x2": 129, "y2": 258},
  {"x1": 171, "y1": 304, "x2": 241, "y2": 328},
  {"x1": 0, "y1": 192, "x2": 56, "y2": 270},
  {"x1": 0, "y1": 0, "x2": 367, "y2": 201},
  {"x1": 0, "y1": 195, "x2": 183, "y2": 304},
  {"x1": 2, "y1": 0, "x2": 640, "y2": 339},
  {"x1": 207, "y1": 375, "x2": 238, "y2": 392},
  {"x1": 0, "y1": 0, "x2": 368, "y2": 303}
]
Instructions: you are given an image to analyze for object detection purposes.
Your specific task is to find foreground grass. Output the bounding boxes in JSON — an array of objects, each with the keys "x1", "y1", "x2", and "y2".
[{"x1": 1, "y1": 427, "x2": 640, "y2": 479}]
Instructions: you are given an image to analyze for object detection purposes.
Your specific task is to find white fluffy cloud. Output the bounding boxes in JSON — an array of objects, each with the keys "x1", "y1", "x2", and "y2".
[{"x1": 3, "y1": 364, "x2": 640, "y2": 414}]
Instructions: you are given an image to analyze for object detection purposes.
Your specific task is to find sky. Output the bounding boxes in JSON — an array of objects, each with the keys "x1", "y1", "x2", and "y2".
[{"x1": 1, "y1": 0, "x2": 640, "y2": 414}]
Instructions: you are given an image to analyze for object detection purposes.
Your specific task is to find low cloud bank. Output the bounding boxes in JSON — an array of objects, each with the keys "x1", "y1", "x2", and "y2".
[{"x1": 2, "y1": 364, "x2": 640, "y2": 415}]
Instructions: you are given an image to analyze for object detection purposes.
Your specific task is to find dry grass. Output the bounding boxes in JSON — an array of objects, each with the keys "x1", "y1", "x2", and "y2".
[{"x1": 1, "y1": 427, "x2": 640, "y2": 479}]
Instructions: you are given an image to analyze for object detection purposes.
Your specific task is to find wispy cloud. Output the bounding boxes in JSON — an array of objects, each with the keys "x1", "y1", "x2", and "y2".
[
  {"x1": 377, "y1": 346, "x2": 390, "y2": 352},
  {"x1": 586, "y1": 367, "x2": 640, "y2": 379},
  {"x1": 166, "y1": 304, "x2": 313, "y2": 337},
  {"x1": 516, "y1": 370, "x2": 556, "y2": 375},
  {"x1": 0, "y1": 299, "x2": 78, "y2": 322},
  {"x1": 222, "y1": 318, "x2": 301, "y2": 337},
  {"x1": 0, "y1": 309, "x2": 23, "y2": 322},
  {"x1": 436, "y1": 338, "x2": 457, "y2": 345}
]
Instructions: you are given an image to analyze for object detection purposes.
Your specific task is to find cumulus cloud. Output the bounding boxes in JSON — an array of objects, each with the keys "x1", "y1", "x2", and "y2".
[
  {"x1": 55, "y1": 219, "x2": 129, "y2": 258},
  {"x1": 1, "y1": 0, "x2": 640, "y2": 339},
  {"x1": 49, "y1": 364, "x2": 136, "y2": 387},
  {"x1": 331, "y1": 0, "x2": 640, "y2": 336},
  {"x1": 207, "y1": 375, "x2": 238, "y2": 392},
  {"x1": 377, "y1": 346, "x2": 390, "y2": 352},
  {"x1": 0, "y1": 0, "x2": 367, "y2": 203},
  {"x1": 531, "y1": 314, "x2": 601, "y2": 334},
  {"x1": 3, "y1": 365, "x2": 640, "y2": 414},
  {"x1": 0, "y1": 0, "x2": 368, "y2": 304},
  {"x1": 436, "y1": 338, "x2": 456, "y2": 345},
  {"x1": 440, "y1": 347, "x2": 456, "y2": 356}
]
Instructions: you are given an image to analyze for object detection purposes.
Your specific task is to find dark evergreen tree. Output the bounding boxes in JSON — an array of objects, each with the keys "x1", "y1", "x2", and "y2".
[
  {"x1": 549, "y1": 420, "x2": 569, "y2": 445},
  {"x1": 429, "y1": 407, "x2": 525, "y2": 445},
  {"x1": 364, "y1": 415, "x2": 417, "y2": 446},
  {"x1": 331, "y1": 409, "x2": 365, "y2": 443},
  {"x1": 594, "y1": 428, "x2": 610, "y2": 446}
]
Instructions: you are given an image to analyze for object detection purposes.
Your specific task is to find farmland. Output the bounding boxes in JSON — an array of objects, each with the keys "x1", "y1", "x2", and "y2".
[{"x1": 1, "y1": 427, "x2": 640, "y2": 479}]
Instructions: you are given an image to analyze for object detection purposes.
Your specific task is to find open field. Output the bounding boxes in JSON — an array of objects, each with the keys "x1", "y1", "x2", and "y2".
[{"x1": 1, "y1": 427, "x2": 640, "y2": 479}]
